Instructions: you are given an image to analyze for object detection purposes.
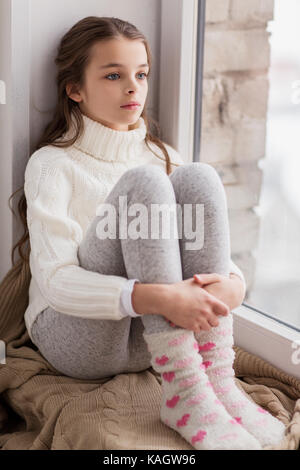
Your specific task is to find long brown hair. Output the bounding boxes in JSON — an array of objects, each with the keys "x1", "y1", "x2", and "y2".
[{"x1": 8, "y1": 16, "x2": 173, "y2": 274}]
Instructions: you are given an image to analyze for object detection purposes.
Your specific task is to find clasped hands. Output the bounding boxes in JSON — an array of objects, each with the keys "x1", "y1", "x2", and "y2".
[
  {"x1": 166, "y1": 271, "x2": 246, "y2": 331},
  {"x1": 193, "y1": 272, "x2": 246, "y2": 313}
]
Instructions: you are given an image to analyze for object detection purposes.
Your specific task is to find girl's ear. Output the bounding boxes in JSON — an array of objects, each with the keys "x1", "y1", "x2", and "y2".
[{"x1": 66, "y1": 83, "x2": 82, "y2": 103}]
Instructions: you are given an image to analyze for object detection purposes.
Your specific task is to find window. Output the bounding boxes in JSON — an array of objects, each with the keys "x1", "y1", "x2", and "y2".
[
  {"x1": 232, "y1": 0, "x2": 300, "y2": 378},
  {"x1": 246, "y1": 0, "x2": 300, "y2": 333},
  {"x1": 181, "y1": 0, "x2": 300, "y2": 377}
]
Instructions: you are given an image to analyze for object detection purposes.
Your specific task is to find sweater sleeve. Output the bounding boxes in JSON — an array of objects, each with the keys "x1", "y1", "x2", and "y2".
[
  {"x1": 119, "y1": 279, "x2": 142, "y2": 318},
  {"x1": 24, "y1": 152, "x2": 128, "y2": 320}
]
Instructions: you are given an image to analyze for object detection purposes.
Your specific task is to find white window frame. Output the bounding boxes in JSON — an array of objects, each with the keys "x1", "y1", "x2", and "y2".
[
  {"x1": 159, "y1": 0, "x2": 199, "y2": 163},
  {"x1": 160, "y1": 0, "x2": 300, "y2": 381},
  {"x1": 232, "y1": 304, "x2": 300, "y2": 380}
]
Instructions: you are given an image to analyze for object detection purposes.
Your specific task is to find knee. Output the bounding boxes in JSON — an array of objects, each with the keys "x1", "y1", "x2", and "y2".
[
  {"x1": 120, "y1": 164, "x2": 174, "y2": 197},
  {"x1": 172, "y1": 162, "x2": 224, "y2": 194},
  {"x1": 122, "y1": 164, "x2": 167, "y2": 184},
  {"x1": 177, "y1": 162, "x2": 221, "y2": 182}
]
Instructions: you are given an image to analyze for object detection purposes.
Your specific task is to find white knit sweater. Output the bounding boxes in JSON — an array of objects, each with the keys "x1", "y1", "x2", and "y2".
[{"x1": 24, "y1": 113, "x2": 245, "y2": 342}]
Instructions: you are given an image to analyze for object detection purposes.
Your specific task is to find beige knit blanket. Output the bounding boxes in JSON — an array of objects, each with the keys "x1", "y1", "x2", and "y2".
[{"x1": 0, "y1": 259, "x2": 299, "y2": 450}]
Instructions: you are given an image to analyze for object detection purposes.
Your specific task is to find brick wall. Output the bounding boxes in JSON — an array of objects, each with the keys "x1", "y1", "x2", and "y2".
[{"x1": 200, "y1": 0, "x2": 274, "y2": 294}]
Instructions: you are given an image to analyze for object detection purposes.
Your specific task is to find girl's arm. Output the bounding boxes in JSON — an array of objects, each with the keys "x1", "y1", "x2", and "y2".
[
  {"x1": 24, "y1": 153, "x2": 130, "y2": 321},
  {"x1": 131, "y1": 273, "x2": 246, "y2": 317}
]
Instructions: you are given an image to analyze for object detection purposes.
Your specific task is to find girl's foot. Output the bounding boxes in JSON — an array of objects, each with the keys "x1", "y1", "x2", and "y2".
[{"x1": 143, "y1": 328, "x2": 262, "y2": 450}]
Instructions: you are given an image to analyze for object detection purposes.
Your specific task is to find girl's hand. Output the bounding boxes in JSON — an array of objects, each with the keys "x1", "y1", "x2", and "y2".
[
  {"x1": 193, "y1": 272, "x2": 246, "y2": 311},
  {"x1": 193, "y1": 273, "x2": 223, "y2": 286},
  {"x1": 159, "y1": 277, "x2": 230, "y2": 333}
]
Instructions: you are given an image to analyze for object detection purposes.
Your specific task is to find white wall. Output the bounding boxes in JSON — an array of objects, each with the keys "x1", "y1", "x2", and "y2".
[
  {"x1": 29, "y1": 0, "x2": 161, "y2": 153},
  {"x1": 0, "y1": 0, "x2": 162, "y2": 281}
]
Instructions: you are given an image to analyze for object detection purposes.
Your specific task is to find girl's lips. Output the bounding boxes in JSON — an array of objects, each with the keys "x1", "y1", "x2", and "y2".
[{"x1": 121, "y1": 104, "x2": 140, "y2": 110}]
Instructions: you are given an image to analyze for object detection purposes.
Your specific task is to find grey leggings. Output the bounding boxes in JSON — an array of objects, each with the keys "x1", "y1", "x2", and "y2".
[{"x1": 31, "y1": 163, "x2": 231, "y2": 380}]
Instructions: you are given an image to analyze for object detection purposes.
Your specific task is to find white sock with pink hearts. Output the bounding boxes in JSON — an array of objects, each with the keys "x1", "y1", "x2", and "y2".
[
  {"x1": 194, "y1": 312, "x2": 286, "y2": 448},
  {"x1": 143, "y1": 327, "x2": 262, "y2": 450}
]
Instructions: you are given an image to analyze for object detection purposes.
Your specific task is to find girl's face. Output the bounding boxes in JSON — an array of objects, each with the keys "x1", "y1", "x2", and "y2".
[{"x1": 66, "y1": 37, "x2": 149, "y2": 131}]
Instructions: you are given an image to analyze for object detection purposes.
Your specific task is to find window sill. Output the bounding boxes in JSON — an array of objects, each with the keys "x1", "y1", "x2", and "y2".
[{"x1": 232, "y1": 303, "x2": 300, "y2": 380}]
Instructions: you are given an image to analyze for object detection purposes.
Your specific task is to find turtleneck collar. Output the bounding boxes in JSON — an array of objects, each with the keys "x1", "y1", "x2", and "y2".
[{"x1": 62, "y1": 112, "x2": 147, "y2": 163}]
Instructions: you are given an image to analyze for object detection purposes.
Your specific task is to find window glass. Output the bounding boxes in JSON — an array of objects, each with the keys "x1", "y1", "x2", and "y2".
[{"x1": 246, "y1": 0, "x2": 300, "y2": 330}]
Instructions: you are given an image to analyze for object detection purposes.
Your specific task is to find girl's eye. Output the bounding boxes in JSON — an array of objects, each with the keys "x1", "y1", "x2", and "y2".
[{"x1": 105, "y1": 72, "x2": 148, "y2": 81}]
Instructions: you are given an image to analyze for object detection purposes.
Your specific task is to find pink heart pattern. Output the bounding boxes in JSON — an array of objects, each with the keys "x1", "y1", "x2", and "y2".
[
  {"x1": 229, "y1": 400, "x2": 248, "y2": 409},
  {"x1": 174, "y1": 356, "x2": 194, "y2": 368},
  {"x1": 199, "y1": 412, "x2": 219, "y2": 424},
  {"x1": 155, "y1": 355, "x2": 169, "y2": 366},
  {"x1": 211, "y1": 366, "x2": 234, "y2": 377},
  {"x1": 217, "y1": 327, "x2": 232, "y2": 337},
  {"x1": 202, "y1": 360, "x2": 213, "y2": 369},
  {"x1": 234, "y1": 417, "x2": 242, "y2": 424},
  {"x1": 229, "y1": 419, "x2": 239, "y2": 425},
  {"x1": 176, "y1": 413, "x2": 190, "y2": 427},
  {"x1": 217, "y1": 349, "x2": 233, "y2": 359},
  {"x1": 166, "y1": 395, "x2": 180, "y2": 408},
  {"x1": 179, "y1": 375, "x2": 202, "y2": 388},
  {"x1": 214, "y1": 384, "x2": 232, "y2": 394},
  {"x1": 162, "y1": 371, "x2": 175, "y2": 383},
  {"x1": 198, "y1": 342, "x2": 216, "y2": 352},
  {"x1": 186, "y1": 392, "x2": 207, "y2": 405},
  {"x1": 168, "y1": 333, "x2": 188, "y2": 347},
  {"x1": 191, "y1": 430, "x2": 207, "y2": 444},
  {"x1": 254, "y1": 417, "x2": 268, "y2": 426}
]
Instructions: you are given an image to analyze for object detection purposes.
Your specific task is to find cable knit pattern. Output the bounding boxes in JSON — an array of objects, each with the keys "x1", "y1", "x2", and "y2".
[{"x1": 24, "y1": 112, "x2": 245, "y2": 342}]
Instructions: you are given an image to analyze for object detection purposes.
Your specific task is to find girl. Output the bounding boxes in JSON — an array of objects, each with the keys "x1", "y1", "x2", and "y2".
[{"x1": 13, "y1": 16, "x2": 285, "y2": 450}]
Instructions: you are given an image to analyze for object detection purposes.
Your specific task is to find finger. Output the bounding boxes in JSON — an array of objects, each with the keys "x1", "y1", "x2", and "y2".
[
  {"x1": 194, "y1": 273, "x2": 221, "y2": 285},
  {"x1": 213, "y1": 300, "x2": 229, "y2": 316},
  {"x1": 198, "y1": 318, "x2": 212, "y2": 331},
  {"x1": 208, "y1": 315, "x2": 219, "y2": 327},
  {"x1": 193, "y1": 274, "x2": 204, "y2": 285}
]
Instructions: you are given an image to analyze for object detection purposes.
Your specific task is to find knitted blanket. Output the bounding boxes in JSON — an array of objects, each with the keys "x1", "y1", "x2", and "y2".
[{"x1": 0, "y1": 259, "x2": 299, "y2": 450}]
